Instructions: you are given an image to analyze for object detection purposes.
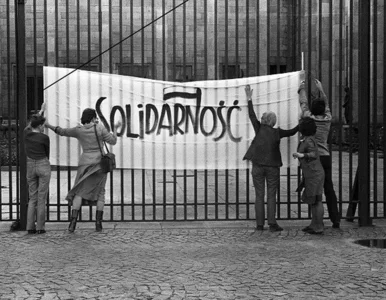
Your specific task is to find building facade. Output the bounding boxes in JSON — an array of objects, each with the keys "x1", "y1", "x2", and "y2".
[{"x1": 0, "y1": 0, "x2": 384, "y2": 124}]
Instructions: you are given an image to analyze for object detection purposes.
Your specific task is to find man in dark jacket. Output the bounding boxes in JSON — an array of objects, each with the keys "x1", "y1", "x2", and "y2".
[{"x1": 243, "y1": 85, "x2": 298, "y2": 232}]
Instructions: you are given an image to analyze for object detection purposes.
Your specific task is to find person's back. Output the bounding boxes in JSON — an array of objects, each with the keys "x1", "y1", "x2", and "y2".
[
  {"x1": 298, "y1": 78, "x2": 340, "y2": 229},
  {"x1": 246, "y1": 124, "x2": 282, "y2": 167},
  {"x1": 55, "y1": 122, "x2": 117, "y2": 166}
]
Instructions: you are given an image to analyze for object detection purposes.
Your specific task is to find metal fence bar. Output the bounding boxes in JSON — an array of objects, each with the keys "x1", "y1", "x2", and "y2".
[
  {"x1": 16, "y1": 0, "x2": 28, "y2": 230},
  {"x1": 246, "y1": 169, "x2": 250, "y2": 219},
  {"x1": 142, "y1": 169, "x2": 146, "y2": 220},
  {"x1": 255, "y1": 0, "x2": 259, "y2": 75},
  {"x1": 131, "y1": 169, "x2": 135, "y2": 221},
  {"x1": 152, "y1": 169, "x2": 156, "y2": 221},
  {"x1": 152, "y1": 0, "x2": 155, "y2": 79},
  {"x1": 338, "y1": 0, "x2": 344, "y2": 217},
  {"x1": 372, "y1": 0, "x2": 378, "y2": 218},
  {"x1": 214, "y1": 0, "x2": 218, "y2": 79},
  {"x1": 2, "y1": 1, "x2": 385, "y2": 224},
  {"x1": 194, "y1": 170, "x2": 198, "y2": 220},
  {"x1": 276, "y1": 0, "x2": 282, "y2": 220},
  {"x1": 3, "y1": 1, "x2": 11, "y2": 220},
  {"x1": 204, "y1": 170, "x2": 208, "y2": 220},
  {"x1": 358, "y1": 0, "x2": 371, "y2": 226},
  {"x1": 384, "y1": 0, "x2": 386, "y2": 218},
  {"x1": 347, "y1": 0, "x2": 354, "y2": 220},
  {"x1": 120, "y1": 169, "x2": 124, "y2": 221}
]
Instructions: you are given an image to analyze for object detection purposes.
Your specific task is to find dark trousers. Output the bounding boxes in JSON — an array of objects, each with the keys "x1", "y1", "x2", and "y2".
[
  {"x1": 320, "y1": 155, "x2": 340, "y2": 224},
  {"x1": 252, "y1": 164, "x2": 280, "y2": 226}
]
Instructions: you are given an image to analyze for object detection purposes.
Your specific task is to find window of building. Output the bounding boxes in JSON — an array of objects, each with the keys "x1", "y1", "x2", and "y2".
[
  {"x1": 63, "y1": 64, "x2": 99, "y2": 72},
  {"x1": 170, "y1": 65, "x2": 193, "y2": 82},
  {"x1": 117, "y1": 64, "x2": 150, "y2": 78},
  {"x1": 24, "y1": 66, "x2": 44, "y2": 115},
  {"x1": 269, "y1": 65, "x2": 287, "y2": 75},
  {"x1": 221, "y1": 64, "x2": 244, "y2": 79}
]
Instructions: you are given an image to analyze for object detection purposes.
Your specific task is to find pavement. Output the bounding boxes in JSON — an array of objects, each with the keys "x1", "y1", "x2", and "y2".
[{"x1": 1, "y1": 219, "x2": 386, "y2": 300}]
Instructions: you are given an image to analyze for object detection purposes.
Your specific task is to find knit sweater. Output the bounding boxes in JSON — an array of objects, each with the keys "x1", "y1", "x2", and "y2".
[{"x1": 298, "y1": 86, "x2": 331, "y2": 156}]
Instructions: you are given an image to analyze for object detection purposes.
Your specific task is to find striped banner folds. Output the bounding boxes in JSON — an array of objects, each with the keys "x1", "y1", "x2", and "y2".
[{"x1": 44, "y1": 67, "x2": 302, "y2": 170}]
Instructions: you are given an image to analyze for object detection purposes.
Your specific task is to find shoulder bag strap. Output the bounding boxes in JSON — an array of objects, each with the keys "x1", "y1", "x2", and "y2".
[
  {"x1": 94, "y1": 124, "x2": 104, "y2": 155},
  {"x1": 94, "y1": 124, "x2": 110, "y2": 154}
]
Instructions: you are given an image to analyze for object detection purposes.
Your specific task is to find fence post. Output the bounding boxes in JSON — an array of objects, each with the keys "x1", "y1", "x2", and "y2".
[
  {"x1": 16, "y1": 0, "x2": 28, "y2": 230},
  {"x1": 357, "y1": 0, "x2": 372, "y2": 227}
]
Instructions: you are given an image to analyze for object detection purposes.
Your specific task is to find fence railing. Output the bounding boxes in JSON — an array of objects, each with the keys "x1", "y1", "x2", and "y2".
[{"x1": 0, "y1": 0, "x2": 385, "y2": 224}]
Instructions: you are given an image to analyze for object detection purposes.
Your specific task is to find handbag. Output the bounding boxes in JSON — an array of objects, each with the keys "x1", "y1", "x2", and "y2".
[{"x1": 94, "y1": 125, "x2": 116, "y2": 173}]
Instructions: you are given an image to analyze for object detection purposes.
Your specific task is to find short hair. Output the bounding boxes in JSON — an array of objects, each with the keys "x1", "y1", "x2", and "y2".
[
  {"x1": 261, "y1": 111, "x2": 277, "y2": 127},
  {"x1": 299, "y1": 117, "x2": 317, "y2": 136},
  {"x1": 30, "y1": 114, "x2": 46, "y2": 128},
  {"x1": 81, "y1": 108, "x2": 97, "y2": 125},
  {"x1": 310, "y1": 100, "x2": 326, "y2": 116}
]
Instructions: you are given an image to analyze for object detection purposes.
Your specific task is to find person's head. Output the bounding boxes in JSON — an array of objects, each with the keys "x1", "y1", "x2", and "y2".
[
  {"x1": 310, "y1": 100, "x2": 326, "y2": 116},
  {"x1": 261, "y1": 111, "x2": 277, "y2": 127},
  {"x1": 30, "y1": 114, "x2": 46, "y2": 131},
  {"x1": 299, "y1": 117, "x2": 317, "y2": 137},
  {"x1": 81, "y1": 108, "x2": 97, "y2": 124}
]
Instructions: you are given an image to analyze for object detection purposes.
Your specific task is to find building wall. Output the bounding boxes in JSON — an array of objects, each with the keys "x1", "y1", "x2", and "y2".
[{"x1": 0, "y1": 0, "x2": 384, "y2": 126}]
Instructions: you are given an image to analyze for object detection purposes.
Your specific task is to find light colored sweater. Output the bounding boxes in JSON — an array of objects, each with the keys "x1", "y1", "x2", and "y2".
[
  {"x1": 55, "y1": 123, "x2": 117, "y2": 166},
  {"x1": 298, "y1": 86, "x2": 331, "y2": 157}
]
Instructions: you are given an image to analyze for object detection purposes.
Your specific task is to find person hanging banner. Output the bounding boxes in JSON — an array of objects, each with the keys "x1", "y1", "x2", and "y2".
[{"x1": 44, "y1": 66, "x2": 302, "y2": 170}]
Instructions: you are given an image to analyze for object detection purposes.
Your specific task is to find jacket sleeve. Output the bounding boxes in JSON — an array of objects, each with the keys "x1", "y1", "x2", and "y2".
[
  {"x1": 248, "y1": 100, "x2": 260, "y2": 134},
  {"x1": 279, "y1": 125, "x2": 299, "y2": 138},
  {"x1": 304, "y1": 138, "x2": 318, "y2": 161},
  {"x1": 320, "y1": 90, "x2": 332, "y2": 120},
  {"x1": 100, "y1": 126, "x2": 117, "y2": 145},
  {"x1": 55, "y1": 126, "x2": 79, "y2": 138},
  {"x1": 298, "y1": 85, "x2": 312, "y2": 118}
]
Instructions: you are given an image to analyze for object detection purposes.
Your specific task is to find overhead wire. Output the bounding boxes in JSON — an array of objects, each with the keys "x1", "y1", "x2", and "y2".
[{"x1": 44, "y1": 0, "x2": 190, "y2": 91}]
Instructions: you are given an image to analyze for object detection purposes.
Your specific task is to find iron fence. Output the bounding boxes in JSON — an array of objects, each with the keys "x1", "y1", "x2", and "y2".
[{"x1": 0, "y1": 0, "x2": 385, "y2": 224}]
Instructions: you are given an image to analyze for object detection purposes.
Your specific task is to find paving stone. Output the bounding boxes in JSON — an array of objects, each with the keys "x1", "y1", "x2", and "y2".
[{"x1": 0, "y1": 221, "x2": 386, "y2": 299}]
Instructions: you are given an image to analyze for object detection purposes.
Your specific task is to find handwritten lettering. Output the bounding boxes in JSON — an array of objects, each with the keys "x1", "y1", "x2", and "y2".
[{"x1": 95, "y1": 89, "x2": 242, "y2": 142}]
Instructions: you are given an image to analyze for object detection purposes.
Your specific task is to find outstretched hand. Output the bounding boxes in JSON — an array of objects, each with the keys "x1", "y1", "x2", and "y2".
[
  {"x1": 39, "y1": 102, "x2": 46, "y2": 115},
  {"x1": 245, "y1": 85, "x2": 253, "y2": 100},
  {"x1": 114, "y1": 120, "x2": 122, "y2": 130},
  {"x1": 292, "y1": 152, "x2": 304, "y2": 159},
  {"x1": 314, "y1": 79, "x2": 323, "y2": 90}
]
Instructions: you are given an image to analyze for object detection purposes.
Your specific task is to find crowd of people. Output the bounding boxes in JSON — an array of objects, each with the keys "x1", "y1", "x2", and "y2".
[{"x1": 24, "y1": 73, "x2": 340, "y2": 235}]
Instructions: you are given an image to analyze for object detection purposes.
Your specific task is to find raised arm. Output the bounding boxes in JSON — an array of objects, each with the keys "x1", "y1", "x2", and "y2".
[
  {"x1": 279, "y1": 125, "x2": 299, "y2": 138},
  {"x1": 314, "y1": 79, "x2": 331, "y2": 118},
  {"x1": 45, "y1": 122, "x2": 79, "y2": 138},
  {"x1": 101, "y1": 120, "x2": 122, "y2": 145},
  {"x1": 245, "y1": 85, "x2": 260, "y2": 134},
  {"x1": 298, "y1": 80, "x2": 311, "y2": 118}
]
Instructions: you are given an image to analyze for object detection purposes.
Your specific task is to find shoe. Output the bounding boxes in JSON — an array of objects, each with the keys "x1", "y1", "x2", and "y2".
[
  {"x1": 95, "y1": 210, "x2": 104, "y2": 232},
  {"x1": 269, "y1": 224, "x2": 283, "y2": 232},
  {"x1": 256, "y1": 225, "x2": 264, "y2": 231},
  {"x1": 37, "y1": 230, "x2": 46, "y2": 234},
  {"x1": 307, "y1": 230, "x2": 324, "y2": 235},
  {"x1": 68, "y1": 209, "x2": 79, "y2": 233},
  {"x1": 332, "y1": 223, "x2": 340, "y2": 229},
  {"x1": 27, "y1": 229, "x2": 36, "y2": 234},
  {"x1": 302, "y1": 226, "x2": 313, "y2": 232}
]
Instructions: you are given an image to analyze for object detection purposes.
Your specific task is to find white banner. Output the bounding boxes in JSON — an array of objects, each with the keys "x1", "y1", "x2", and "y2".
[{"x1": 44, "y1": 67, "x2": 302, "y2": 170}]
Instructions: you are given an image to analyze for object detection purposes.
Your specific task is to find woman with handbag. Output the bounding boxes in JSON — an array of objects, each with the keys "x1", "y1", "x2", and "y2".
[{"x1": 45, "y1": 108, "x2": 121, "y2": 232}]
